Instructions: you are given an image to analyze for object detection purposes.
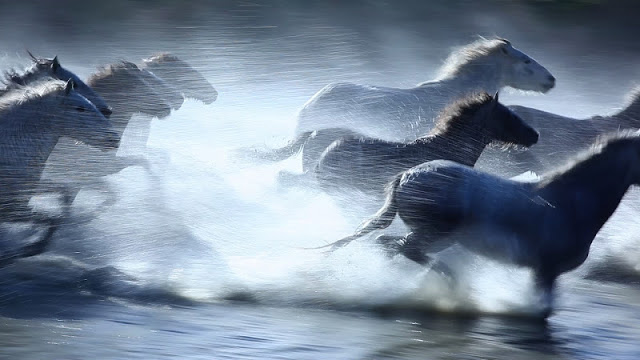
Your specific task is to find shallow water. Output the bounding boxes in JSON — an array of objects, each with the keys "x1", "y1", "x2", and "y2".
[{"x1": 1, "y1": 2, "x2": 640, "y2": 359}]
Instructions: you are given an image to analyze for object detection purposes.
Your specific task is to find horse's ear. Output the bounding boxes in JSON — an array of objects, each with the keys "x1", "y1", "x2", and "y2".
[
  {"x1": 26, "y1": 49, "x2": 38, "y2": 63},
  {"x1": 493, "y1": 92, "x2": 500, "y2": 103},
  {"x1": 64, "y1": 79, "x2": 75, "y2": 95},
  {"x1": 51, "y1": 56, "x2": 60, "y2": 71}
]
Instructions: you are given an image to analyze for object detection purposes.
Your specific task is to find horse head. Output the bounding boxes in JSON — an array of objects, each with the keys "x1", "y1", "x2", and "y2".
[
  {"x1": 87, "y1": 62, "x2": 172, "y2": 120},
  {"x1": 54, "y1": 79, "x2": 119, "y2": 151},
  {"x1": 143, "y1": 53, "x2": 218, "y2": 104},
  {"x1": 28, "y1": 52, "x2": 113, "y2": 118},
  {"x1": 498, "y1": 39, "x2": 556, "y2": 93},
  {"x1": 484, "y1": 91, "x2": 539, "y2": 147}
]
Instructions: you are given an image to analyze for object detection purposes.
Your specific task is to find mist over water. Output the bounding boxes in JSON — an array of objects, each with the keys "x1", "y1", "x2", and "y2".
[{"x1": 0, "y1": 1, "x2": 639, "y2": 359}]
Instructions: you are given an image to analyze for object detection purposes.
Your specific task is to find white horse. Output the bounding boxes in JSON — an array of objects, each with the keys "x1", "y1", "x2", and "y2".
[
  {"x1": 2, "y1": 52, "x2": 113, "y2": 118},
  {"x1": 295, "y1": 38, "x2": 555, "y2": 142},
  {"x1": 0, "y1": 80, "x2": 118, "y2": 265}
]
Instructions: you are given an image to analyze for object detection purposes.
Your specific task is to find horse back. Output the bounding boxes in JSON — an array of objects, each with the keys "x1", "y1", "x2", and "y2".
[
  {"x1": 295, "y1": 82, "x2": 431, "y2": 139},
  {"x1": 302, "y1": 128, "x2": 363, "y2": 171},
  {"x1": 476, "y1": 105, "x2": 601, "y2": 176}
]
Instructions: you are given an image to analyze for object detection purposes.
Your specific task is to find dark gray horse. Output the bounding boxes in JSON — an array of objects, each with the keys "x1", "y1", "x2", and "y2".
[
  {"x1": 314, "y1": 92, "x2": 539, "y2": 198},
  {"x1": 138, "y1": 67, "x2": 185, "y2": 111},
  {"x1": 141, "y1": 53, "x2": 218, "y2": 104},
  {"x1": 241, "y1": 38, "x2": 554, "y2": 164},
  {"x1": 477, "y1": 86, "x2": 640, "y2": 177},
  {"x1": 316, "y1": 130, "x2": 640, "y2": 317}
]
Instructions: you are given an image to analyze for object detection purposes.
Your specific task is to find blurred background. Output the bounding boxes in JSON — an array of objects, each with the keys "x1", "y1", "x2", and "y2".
[{"x1": 1, "y1": 0, "x2": 638, "y2": 117}]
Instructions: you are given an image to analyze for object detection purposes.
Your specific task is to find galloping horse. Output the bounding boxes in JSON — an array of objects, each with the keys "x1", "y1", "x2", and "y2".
[
  {"x1": 141, "y1": 53, "x2": 218, "y2": 104},
  {"x1": 41, "y1": 62, "x2": 173, "y2": 204},
  {"x1": 0, "y1": 80, "x2": 118, "y2": 264},
  {"x1": 477, "y1": 86, "x2": 640, "y2": 177},
  {"x1": 314, "y1": 92, "x2": 539, "y2": 198},
  {"x1": 316, "y1": 131, "x2": 640, "y2": 316},
  {"x1": 251, "y1": 37, "x2": 554, "y2": 164},
  {"x1": 2, "y1": 52, "x2": 113, "y2": 118}
]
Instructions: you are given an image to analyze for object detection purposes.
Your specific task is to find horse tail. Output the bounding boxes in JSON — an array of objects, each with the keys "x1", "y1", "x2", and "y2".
[
  {"x1": 308, "y1": 174, "x2": 402, "y2": 252},
  {"x1": 242, "y1": 131, "x2": 314, "y2": 162}
]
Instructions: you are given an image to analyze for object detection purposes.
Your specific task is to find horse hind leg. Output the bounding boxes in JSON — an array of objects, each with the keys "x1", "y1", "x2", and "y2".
[
  {"x1": 398, "y1": 232, "x2": 457, "y2": 284},
  {"x1": 374, "y1": 234, "x2": 407, "y2": 256}
]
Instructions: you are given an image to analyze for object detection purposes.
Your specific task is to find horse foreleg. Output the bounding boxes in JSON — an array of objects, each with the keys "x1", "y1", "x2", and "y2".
[
  {"x1": 277, "y1": 170, "x2": 317, "y2": 189},
  {"x1": 0, "y1": 220, "x2": 59, "y2": 267},
  {"x1": 118, "y1": 155, "x2": 151, "y2": 172},
  {"x1": 374, "y1": 234, "x2": 406, "y2": 255},
  {"x1": 533, "y1": 270, "x2": 557, "y2": 318},
  {"x1": 5, "y1": 201, "x2": 64, "y2": 225},
  {"x1": 398, "y1": 232, "x2": 433, "y2": 265},
  {"x1": 35, "y1": 180, "x2": 74, "y2": 215}
]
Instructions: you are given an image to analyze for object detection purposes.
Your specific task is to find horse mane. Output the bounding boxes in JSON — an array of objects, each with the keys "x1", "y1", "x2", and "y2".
[
  {"x1": 613, "y1": 85, "x2": 640, "y2": 120},
  {"x1": 143, "y1": 53, "x2": 181, "y2": 64},
  {"x1": 539, "y1": 130, "x2": 640, "y2": 186},
  {"x1": 1, "y1": 57, "x2": 55, "y2": 88},
  {"x1": 88, "y1": 61, "x2": 139, "y2": 84},
  {"x1": 0, "y1": 80, "x2": 66, "y2": 113},
  {"x1": 429, "y1": 92, "x2": 493, "y2": 137},
  {"x1": 433, "y1": 38, "x2": 510, "y2": 80}
]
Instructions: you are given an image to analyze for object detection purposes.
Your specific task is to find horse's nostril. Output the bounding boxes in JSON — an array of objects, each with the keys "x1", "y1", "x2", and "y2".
[
  {"x1": 102, "y1": 108, "x2": 113, "y2": 117},
  {"x1": 548, "y1": 75, "x2": 556, "y2": 83}
]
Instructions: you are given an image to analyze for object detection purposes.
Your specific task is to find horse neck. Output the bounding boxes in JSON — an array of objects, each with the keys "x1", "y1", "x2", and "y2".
[
  {"x1": 612, "y1": 99, "x2": 640, "y2": 128},
  {"x1": 0, "y1": 96, "x2": 61, "y2": 179},
  {"x1": 89, "y1": 84, "x2": 135, "y2": 137},
  {"x1": 9, "y1": 65, "x2": 49, "y2": 86},
  {"x1": 540, "y1": 148, "x2": 634, "y2": 238},
  {"x1": 109, "y1": 110, "x2": 135, "y2": 140},
  {"x1": 428, "y1": 63, "x2": 502, "y2": 96},
  {"x1": 118, "y1": 113, "x2": 154, "y2": 155},
  {"x1": 413, "y1": 122, "x2": 490, "y2": 167}
]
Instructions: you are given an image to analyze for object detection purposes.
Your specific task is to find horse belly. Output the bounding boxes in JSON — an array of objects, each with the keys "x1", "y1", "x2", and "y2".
[
  {"x1": 296, "y1": 86, "x2": 424, "y2": 141},
  {"x1": 458, "y1": 227, "x2": 537, "y2": 267}
]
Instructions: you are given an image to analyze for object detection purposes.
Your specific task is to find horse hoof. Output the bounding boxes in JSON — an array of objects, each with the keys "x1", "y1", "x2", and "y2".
[{"x1": 374, "y1": 234, "x2": 405, "y2": 255}]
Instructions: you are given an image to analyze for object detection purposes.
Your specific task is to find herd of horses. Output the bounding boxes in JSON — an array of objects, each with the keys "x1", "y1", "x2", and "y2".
[{"x1": 1, "y1": 37, "x2": 639, "y2": 317}]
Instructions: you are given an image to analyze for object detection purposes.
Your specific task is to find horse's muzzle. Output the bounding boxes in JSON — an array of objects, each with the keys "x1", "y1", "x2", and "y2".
[
  {"x1": 525, "y1": 130, "x2": 540, "y2": 147},
  {"x1": 101, "y1": 107, "x2": 113, "y2": 118},
  {"x1": 542, "y1": 76, "x2": 555, "y2": 93},
  {"x1": 102, "y1": 133, "x2": 121, "y2": 150}
]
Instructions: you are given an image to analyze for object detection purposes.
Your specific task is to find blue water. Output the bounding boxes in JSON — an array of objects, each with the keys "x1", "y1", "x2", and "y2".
[{"x1": 1, "y1": 3, "x2": 640, "y2": 359}]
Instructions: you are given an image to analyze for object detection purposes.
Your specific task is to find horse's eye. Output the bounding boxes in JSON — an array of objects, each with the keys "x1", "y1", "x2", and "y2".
[
  {"x1": 75, "y1": 106, "x2": 86, "y2": 112},
  {"x1": 524, "y1": 59, "x2": 531, "y2": 64}
]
